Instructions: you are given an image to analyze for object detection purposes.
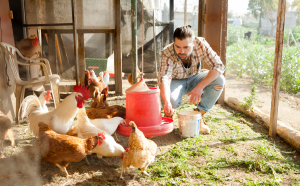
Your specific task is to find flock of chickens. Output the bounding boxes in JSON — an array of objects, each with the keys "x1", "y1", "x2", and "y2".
[{"x1": 0, "y1": 69, "x2": 157, "y2": 179}]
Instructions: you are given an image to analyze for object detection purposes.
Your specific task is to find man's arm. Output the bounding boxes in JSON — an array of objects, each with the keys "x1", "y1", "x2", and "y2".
[
  {"x1": 159, "y1": 80, "x2": 174, "y2": 116},
  {"x1": 187, "y1": 69, "x2": 221, "y2": 104}
]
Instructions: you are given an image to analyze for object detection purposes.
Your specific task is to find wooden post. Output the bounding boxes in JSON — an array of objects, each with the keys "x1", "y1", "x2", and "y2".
[
  {"x1": 47, "y1": 29, "x2": 57, "y2": 74},
  {"x1": 57, "y1": 34, "x2": 70, "y2": 70},
  {"x1": 78, "y1": 33, "x2": 85, "y2": 85},
  {"x1": 198, "y1": 0, "x2": 205, "y2": 37},
  {"x1": 269, "y1": 0, "x2": 286, "y2": 138},
  {"x1": 169, "y1": 0, "x2": 174, "y2": 43},
  {"x1": 153, "y1": 9, "x2": 158, "y2": 77},
  {"x1": 184, "y1": 0, "x2": 187, "y2": 26},
  {"x1": 204, "y1": 0, "x2": 222, "y2": 70},
  {"x1": 218, "y1": 0, "x2": 228, "y2": 104},
  {"x1": 71, "y1": 0, "x2": 79, "y2": 85},
  {"x1": 131, "y1": 0, "x2": 138, "y2": 85},
  {"x1": 114, "y1": 0, "x2": 122, "y2": 95},
  {"x1": 55, "y1": 34, "x2": 64, "y2": 75}
]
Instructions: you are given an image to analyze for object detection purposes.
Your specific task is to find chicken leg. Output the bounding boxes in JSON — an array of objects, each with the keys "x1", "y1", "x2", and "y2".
[{"x1": 54, "y1": 163, "x2": 69, "y2": 177}]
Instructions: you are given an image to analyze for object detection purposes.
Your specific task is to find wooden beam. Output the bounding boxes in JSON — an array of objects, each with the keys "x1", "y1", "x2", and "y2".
[
  {"x1": 269, "y1": 0, "x2": 286, "y2": 138},
  {"x1": 55, "y1": 34, "x2": 64, "y2": 75},
  {"x1": 57, "y1": 34, "x2": 70, "y2": 70},
  {"x1": 169, "y1": 0, "x2": 174, "y2": 43},
  {"x1": 198, "y1": 0, "x2": 205, "y2": 37},
  {"x1": 42, "y1": 28, "x2": 115, "y2": 34},
  {"x1": 131, "y1": 0, "x2": 138, "y2": 85},
  {"x1": 47, "y1": 29, "x2": 57, "y2": 74},
  {"x1": 71, "y1": 0, "x2": 79, "y2": 85},
  {"x1": 218, "y1": 0, "x2": 228, "y2": 105},
  {"x1": 114, "y1": 0, "x2": 122, "y2": 95},
  {"x1": 78, "y1": 33, "x2": 85, "y2": 85},
  {"x1": 105, "y1": 33, "x2": 112, "y2": 58},
  {"x1": 204, "y1": 0, "x2": 222, "y2": 70}
]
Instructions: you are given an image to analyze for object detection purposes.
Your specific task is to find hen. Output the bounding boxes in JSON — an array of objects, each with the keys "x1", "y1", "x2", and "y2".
[
  {"x1": 120, "y1": 121, "x2": 157, "y2": 178},
  {"x1": 87, "y1": 87, "x2": 126, "y2": 119},
  {"x1": 0, "y1": 111, "x2": 15, "y2": 154},
  {"x1": 20, "y1": 84, "x2": 89, "y2": 136},
  {"x1": 17, "y1": 35, "x2": 41, "y2": 58},
  {"x1": 38, "y1": 122, "x2": 104, "y2": 177},
  {"x1": 128, "y1": 68, "x2": 144, "y2": 85},
  {"x1": 89, "y1": 69, "x2": 107, "y2": 99},
  {"x1": 77, "y1": 108, "x2": 125, "y2": 158}
]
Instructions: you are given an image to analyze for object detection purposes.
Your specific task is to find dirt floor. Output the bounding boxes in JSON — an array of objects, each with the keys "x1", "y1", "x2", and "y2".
[
  {"x1": 225, "y1": 74, "x2": 300, "y2": 131},
  {"x1": 0, "y1": 75, "x2": 299, "y2": 185}
]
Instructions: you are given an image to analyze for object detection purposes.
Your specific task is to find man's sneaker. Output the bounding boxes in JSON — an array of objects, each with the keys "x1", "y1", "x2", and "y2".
[{"x1": 194, "y1": 108, "x2": 210, "y2": 134}]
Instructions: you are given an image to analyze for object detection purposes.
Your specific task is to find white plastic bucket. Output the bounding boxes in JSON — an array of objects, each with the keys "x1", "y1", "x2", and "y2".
[{"x1": 177, "y1": 111, "x2": 201, "y2": 138}]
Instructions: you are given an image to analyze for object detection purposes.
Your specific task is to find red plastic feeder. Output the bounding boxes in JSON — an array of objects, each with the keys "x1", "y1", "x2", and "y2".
[{"x1": 116, "y1": 79, "x2": 173, "y2": 137}]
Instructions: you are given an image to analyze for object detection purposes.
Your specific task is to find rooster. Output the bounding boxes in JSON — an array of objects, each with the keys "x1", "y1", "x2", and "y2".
[
  {"x1": 0, "y1": 111, "x2": 15, "y2": 155},
  {"x1": 38, "y1": 122, "x2": 104, "y2": 177},
  {"x1": 17, "y1": 35, "x2": 41, "y2": 58},
  {"x1": 20, "y1": 84, "x2": 89, "y2": 137},
  {"x1": 20, "y1": 90, "x2": 52, "y2": 120},
  {"x1": 76, "y1": 107, "x2": 125, "y2": 158},
  {"x1": 120, "y1": 121, "x2": 157, "y2": 178}
]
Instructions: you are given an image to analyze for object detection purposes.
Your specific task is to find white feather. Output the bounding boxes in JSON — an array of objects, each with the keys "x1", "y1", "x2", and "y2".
[
  {"x1": 76, "y1": 108, "x2": 125, "y2": 157},
  {"x1": 89, "y1": 117, "x2": 124, "y2": 135}
]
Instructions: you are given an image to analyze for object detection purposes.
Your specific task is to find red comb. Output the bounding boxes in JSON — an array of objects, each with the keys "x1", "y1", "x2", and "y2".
[
  {"x1": 35, "y1": 37, "x2": 38, "y2": 41},
  {"x1": 73, "y1": 84, "x2": 89, "y2": 100},
  {"x1": 47, "y1": 90, "x2": 51, "y2": 95},
  {"x1": 126, "y1": 148, "x2": 129, "y2": 152},
  {"x1": 98, "y1": 132, "x2": 106, "y2": 140}
]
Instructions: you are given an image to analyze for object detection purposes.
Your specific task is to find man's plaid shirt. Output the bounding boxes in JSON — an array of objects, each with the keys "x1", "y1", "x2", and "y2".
[{"x1": 157, "y1": 37, "x2": 225, "y2": 86}]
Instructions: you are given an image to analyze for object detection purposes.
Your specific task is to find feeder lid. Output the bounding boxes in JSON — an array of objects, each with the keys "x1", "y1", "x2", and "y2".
[{"x1": 125, "y1": 76, "x2": 150, "y2": 93}]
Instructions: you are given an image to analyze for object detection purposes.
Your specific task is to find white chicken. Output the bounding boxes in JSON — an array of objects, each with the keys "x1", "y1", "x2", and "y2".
[
  {"x1": 89, "y1": 117, "x2": 125, "y2": 136},
  {"x1": 38, "y1": 90, "x2": 52, "y2": 112},
  {"x1": 20, "y1": 90, "x2": 52, "y2": 120},
  {"x1": 76, "y1": 107, "x2": 125, "y2": 158},
  {"x1": 20, "y1": 84, "x2": 90, "y2": 136},
  {"x1": 103, "y1": 72, "x2": 110, "y2": 88}
]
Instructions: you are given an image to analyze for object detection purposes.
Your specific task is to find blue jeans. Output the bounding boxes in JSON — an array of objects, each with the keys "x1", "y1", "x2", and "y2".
[{"x1": 163, "y1": 71, "x2": 225, "y2": 112}]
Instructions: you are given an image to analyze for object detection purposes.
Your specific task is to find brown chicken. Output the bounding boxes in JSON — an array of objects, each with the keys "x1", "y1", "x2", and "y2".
[
  {"x1": 86, "y1": 88, "x2": 126, "y2": 119},
  {"x1": 38, "y1": 122, "x2": 105, "y2": 177},
  {"x1": 84, "y1": 69, "x2": 90, "y2": 88},
  {"x1": 17, "y1": 35, "x2": 41, "y2": 58},
  {"x1": 89, "y1": 69, "x2": 106, "y2": 99},
  {"x1": 128, "y1": 68, "x2": 144, "y2": 85},
  {"x1": 0, "y1": 111, "x2": 15, "y2": 155},
  {"x1": 120, "y1": 121, "x2": 157, "y2": 178}
]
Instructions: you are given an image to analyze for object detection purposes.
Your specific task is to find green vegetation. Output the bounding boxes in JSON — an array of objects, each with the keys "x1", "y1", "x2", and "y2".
[
  {"x1": 144, "y1": 103, "x2": 300, "y2": 185},
  {"x1": 242, "y1": 85, "x2": 259, "y2": 110},
  {"x1": 226, "y1": 24, "x2": 300, "y2": 94}
]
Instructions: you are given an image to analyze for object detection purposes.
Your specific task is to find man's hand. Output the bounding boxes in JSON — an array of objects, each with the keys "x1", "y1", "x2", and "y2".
[
  {"x1": 164, "y1": 102, "x2": 174, "y2": 116},
  {"x1": 187, "y1": 84, "x2": 204, "y2": 105}
]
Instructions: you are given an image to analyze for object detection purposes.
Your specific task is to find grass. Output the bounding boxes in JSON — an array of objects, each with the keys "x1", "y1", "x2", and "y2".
[{"x1": 144, "y1": 102, "x2": 300, "y2": 185}]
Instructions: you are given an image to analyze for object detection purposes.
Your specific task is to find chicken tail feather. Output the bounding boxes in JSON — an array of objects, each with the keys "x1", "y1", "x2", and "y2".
[{"x1": 19, "y1": 95, "x2": 42, "y2": 121}]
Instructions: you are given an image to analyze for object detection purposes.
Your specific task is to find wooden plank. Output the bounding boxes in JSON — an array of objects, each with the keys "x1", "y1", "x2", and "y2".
[
  {"x1": 114, "y1": 0, "x2": 122, "y2": 95},
  {"x1": 169, "y1": 0, "x2": 174, "y2": 43},
  {"x1": 204, "y1": 0, "x2": 222, "y2": 70},
  {"x1": 105, "y1": 33, "x2": 112, "y2": 58},
  {"x1": 270, "y1": 0, "x2": 286, "y2": 138},
  {"x1": 55, "y1": 34, "x2": 64, "y2": 75},
  {"x1": 71, "y1": 0, "x2": 79, "y2": 85},
  {"x1": 217, "y1": 0, "x2": 228, "y2": 105},
  {"x1": 78, "y1": 33, "x2": 85, "y2": 85},
  {"x1": 198, "y1": 0, "x2": 205, "y2": 37},
  {"x1": 57, "y1": 33, "x2": 70, "y2": 70},
  {"x1": 44, "y1": 28, "x2": 115, "y2": 34},
  {"x1": 131, "y1": 0, "x2": 138, "y2": 85},
  {"x1": 47, "y1": 29, "x2": 57, "y2": 74}
]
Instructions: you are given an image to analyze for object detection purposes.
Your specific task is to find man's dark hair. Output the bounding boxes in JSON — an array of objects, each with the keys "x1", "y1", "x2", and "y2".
[{"x1": 173, "y1": 25, "x2": 195, "y2": 41}]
